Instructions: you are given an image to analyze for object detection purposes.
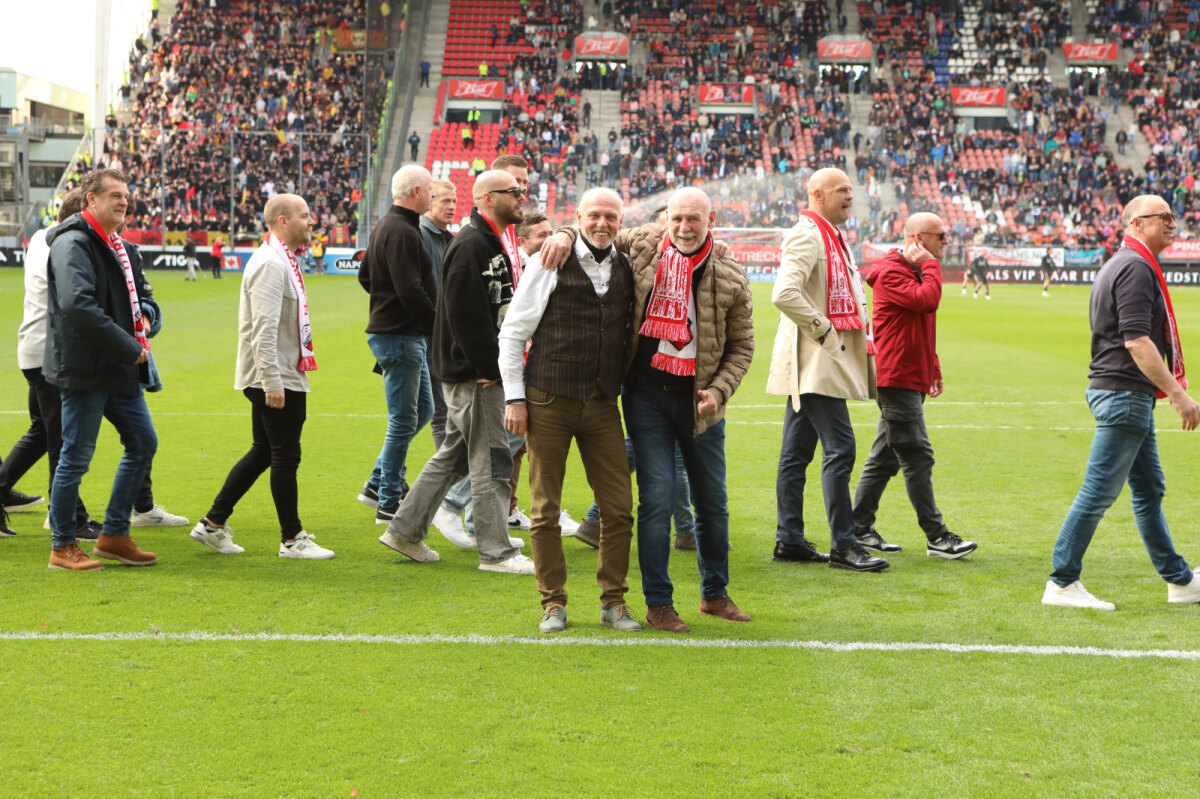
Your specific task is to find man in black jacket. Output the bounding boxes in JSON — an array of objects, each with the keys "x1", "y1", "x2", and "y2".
[
  {"x1": 356, "y1": 165, "x2": 437, "y2": 523},
  {"x1": 43, "y1": 168, "x2": 158, "y2": 571},
  {"x1": 379, "y1": 170, "x2": 533, "y2": 574}
]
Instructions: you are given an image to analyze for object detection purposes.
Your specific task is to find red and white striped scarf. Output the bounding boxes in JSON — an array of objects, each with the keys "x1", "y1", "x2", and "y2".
[
  {"x1": 1123, "y1": 235, "x2": 1186, "y2": 396},
  {"x1": 638, "y1": 231, "x2": 713, "y2": 376},
  {"x1": 81, "y1": 210, "x2": 149, "y2": 351},
  {"x1": 266, "y1": 232, "x2": 317, "y2": 372},
  {"x1": 799, "y1": 210, "x2": 874, "y2": 355}
]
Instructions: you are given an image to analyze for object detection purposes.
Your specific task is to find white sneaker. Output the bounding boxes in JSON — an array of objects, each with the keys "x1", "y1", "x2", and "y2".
[
  {"x1": 508, "y1": 508, "x2": 532, "y2": 530},
  {"x1": 479, "y1": 553, "x2": 535, "y2": 574},
  {"x1": 433, "y1": 505, "x2": 474, "y2": 549},
  {"x1": 189, "y1": 521, "x2": 244, "y2": 554},
  {"x1": 130, "y1": 504, "x2": 190, "y2": 527},
  {"x1": 1041, "y1": 580, "x2": 1115, "y2": 610},
  {"x1": 559, "y1": 510, "x2": 581, "y2": 536},
  {"x1": 1167, "y1": 574, "x2": 1200, "y2": 604},
  {"x1": 279, "y1": 531, "x2": 335, "y2": 560},
  {"x1": 378, "y1": 530, "x2": 440, "y2": 562}
]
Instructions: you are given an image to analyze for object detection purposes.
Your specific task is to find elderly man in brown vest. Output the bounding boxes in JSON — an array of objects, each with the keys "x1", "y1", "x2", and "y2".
[{"x1": 499, "y1": 188, "x2": 640, "y2": 634}]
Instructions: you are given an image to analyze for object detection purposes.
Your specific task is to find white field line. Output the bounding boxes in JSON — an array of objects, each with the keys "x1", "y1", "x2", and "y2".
[{"x1": 2, "y1": 630, "x2": 1199, "y2": 661}]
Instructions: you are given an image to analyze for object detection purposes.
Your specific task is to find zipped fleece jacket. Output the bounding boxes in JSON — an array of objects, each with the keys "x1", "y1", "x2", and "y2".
[{"x1": 862, "y1": 249, "x2": 942, "y2": 394}]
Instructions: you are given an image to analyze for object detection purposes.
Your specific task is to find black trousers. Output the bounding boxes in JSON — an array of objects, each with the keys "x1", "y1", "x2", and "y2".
[{"x1": 207, "y1": 387, "x2": 306, "y2": 540}]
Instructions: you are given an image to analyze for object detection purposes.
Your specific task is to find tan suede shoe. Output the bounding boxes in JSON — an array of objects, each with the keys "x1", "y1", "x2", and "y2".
[
  {"x1": 48, "y1": 542, "x2": 104, "y2": 571},
  {"x1": 92, "y1": 535, "x2": 157, "y2": 566}
]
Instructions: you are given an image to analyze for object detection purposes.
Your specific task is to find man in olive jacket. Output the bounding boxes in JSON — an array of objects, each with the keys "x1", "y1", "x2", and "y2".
[{"x1": 43, "y1": 168, "x2": 157, "y2": 571}]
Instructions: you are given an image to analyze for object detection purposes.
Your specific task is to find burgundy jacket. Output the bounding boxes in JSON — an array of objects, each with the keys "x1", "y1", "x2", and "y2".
[{"x1": 863, "y1": 249, "x2": 942, "y2": 393}]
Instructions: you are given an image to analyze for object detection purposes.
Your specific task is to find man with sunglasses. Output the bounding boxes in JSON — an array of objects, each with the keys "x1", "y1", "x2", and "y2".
[
  {"x1": 379, "y1": 170, "x2": 534, "y2": 575},
  {"x1": 851, "y1": 213, "x2": 976, "y2": 560},
  {"x1": 1043, "y1": 197, "x2": 1200, "y2": 610}
]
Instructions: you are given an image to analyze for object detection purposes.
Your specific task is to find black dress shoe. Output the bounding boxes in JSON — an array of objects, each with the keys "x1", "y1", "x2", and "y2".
[
  {"x1": 829, "y1": 543, "x2": 890, "y2": 572},
  {"x1": 0, "y1": 508, "x2": 16, "y2": 537},
  {"x1": 773, "y1": 539, "x2": 830, "y2": 563},
  {"x1": 854, "y1": 526, "x2": 903, "y2": 553}
]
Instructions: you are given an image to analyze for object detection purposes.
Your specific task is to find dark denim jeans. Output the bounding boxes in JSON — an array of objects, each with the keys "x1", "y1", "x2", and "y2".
[
  {"x1": 49, "y1": 388, "x2": 157, "y2": 548},
  {"x1": 623, "y1": 381, "x2": 729, "y2": 606},
  {"x1": 367, "y1": 333, "x2": 433, "y2": 509},
  {"x1": 1050, "y1": 388, "x2": 1192, "y2": 587}
]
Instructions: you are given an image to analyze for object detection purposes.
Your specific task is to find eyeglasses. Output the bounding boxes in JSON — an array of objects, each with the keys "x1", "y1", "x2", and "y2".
[
  {"x1": 1135, "y1": 212, "x2": 1176, "y2": 226},
  {"x1": 917, "y1": 231, "x2": 949, "y2": 243},
  {"x1": 488, "y1": 187, "x2": 527, "y2": 198}
]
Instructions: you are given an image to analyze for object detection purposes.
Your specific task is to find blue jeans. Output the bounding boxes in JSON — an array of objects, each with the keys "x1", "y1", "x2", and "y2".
[
  {"x1": 49, "y1": 388, "x2": 158, "y2": 548},
  {"x1": 623, "y1": 381, "x2": 729, "y2": 606},
  {"x1": 367, "y1": 333, "x2": 433, "y2": 509},
  {"x1": 585, "y1": 438, "x2": 694, "y2": 535},
  {"x1": 1050, "y1": 389, "x2": 1192, "y2": 587}
]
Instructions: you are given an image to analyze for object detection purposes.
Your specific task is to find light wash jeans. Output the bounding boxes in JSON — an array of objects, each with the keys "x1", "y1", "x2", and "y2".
[{"x1": 366, "y1": 333, "x2": 433, "y2": 510}]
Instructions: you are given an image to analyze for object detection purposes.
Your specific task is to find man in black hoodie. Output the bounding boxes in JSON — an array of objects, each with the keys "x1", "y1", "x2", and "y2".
[
  {"x1": 379, "y1": 170, "x2": 533, "y2": 575},
  {"x1": 43, "y1": 168, "x2": 158, "y2": 571},
  {"x1": 356, "y1": 165, "x2": 437, "y2": 523}
]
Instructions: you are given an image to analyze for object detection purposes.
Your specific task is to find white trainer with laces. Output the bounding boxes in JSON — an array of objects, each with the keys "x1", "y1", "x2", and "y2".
[
  {"x1": 1041, "y1": 580, "x2": 1115, "y2": 610},
  {"x1": 559, "y1": 510, "x2": 581, "y2": 535},
  {"x1": 508, "y1": 508, "x2": 532, "y2": 530},
  {"x1": 433, "y1": 506, "x2": 473, "y2": 549},
  {"x1": 131, "y1": 504, "x2": 190, "y2": 527},
  {"x1": 279, "y1": 531, "x2": 335, "y2": 559},
  {"x1": 479, "y1": 553, "x2": 535, "y2": 574},
  {"x1": 189, "y1": 521, "x2": 245, "y2": 554},
  {"x1": 1167, "y1": 574, "x2": 1200, "y2": 604}
]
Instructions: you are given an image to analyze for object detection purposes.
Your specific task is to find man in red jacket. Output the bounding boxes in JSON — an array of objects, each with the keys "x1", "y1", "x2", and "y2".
[{"x1": 850, "y1": 213, "x2": 977, "y2": 560}]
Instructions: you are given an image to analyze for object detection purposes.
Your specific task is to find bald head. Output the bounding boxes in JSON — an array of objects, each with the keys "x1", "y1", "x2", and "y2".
[
  {"x1": 1122, "y1": 193, "x2": 1176, "y2": 256},
  {"x1": 902, "y1": 212, "x2": 944, "y2": 237},
  {"x1": 263, "y1": 193, "x2": 313, "y2": 251},
  {"x1": 473, "y1": 169, "x2": 518, "y2": 203},
  {"x1": 264, "y1": 194, "x2": 303, "y2": 230},
  {"x1": 1121, "y1": 194, "x2": 1170, "y2": 229},
  {"x1": 806, "y1": 168, "x2": 853, "y2": 226}
]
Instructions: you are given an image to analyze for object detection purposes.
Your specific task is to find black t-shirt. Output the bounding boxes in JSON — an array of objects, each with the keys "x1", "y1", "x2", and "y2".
[{"x1": 1088, "y1": 246, "x2": 1167, "y2": 395}]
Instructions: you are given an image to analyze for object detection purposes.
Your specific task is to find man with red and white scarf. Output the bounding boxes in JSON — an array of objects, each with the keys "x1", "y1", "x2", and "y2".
[
  {"x1": 190, "y1": 194, "x2": 333, "y2": 560},
  {"x1": 767, "y1": 168, "x2": 887, "y2": 573},
  {"x1": 43, "y1": 169, "x2": 158, "y2": 571},
  {"x1": 535, "y1": 187, "x2": 755, "y2": 633},
  {"x1": 1043, "y1": 194, "x2": 1200, "y2": 610}
]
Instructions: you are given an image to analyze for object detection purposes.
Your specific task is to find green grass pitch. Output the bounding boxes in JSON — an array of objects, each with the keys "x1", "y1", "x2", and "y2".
[{"x1": 2, "y1": 269, "x2": 1199, "y2": 797}]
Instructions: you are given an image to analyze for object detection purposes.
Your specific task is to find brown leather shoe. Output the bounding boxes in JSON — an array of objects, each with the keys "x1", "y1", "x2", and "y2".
[
  {"x1": 92, "y1": 535, "x2": 157, "y2": 566},
  {"x1": 698, "y1": 595, "x2": 751, "y2": 623},
  {"x1": 48, "y1": 542, "x2": 104, "y2": 571},
  {"x1": 673, "y1": 533, "x2": 697, "y2": 551},
  {"x1": 645, "y1": 604, "x2": 691, "y2": 633}
]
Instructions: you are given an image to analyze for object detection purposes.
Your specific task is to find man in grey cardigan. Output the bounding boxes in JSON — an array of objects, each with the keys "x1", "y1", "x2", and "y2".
[{"x1": 190, "y1": 194, "x2": 334, "y2": 559}]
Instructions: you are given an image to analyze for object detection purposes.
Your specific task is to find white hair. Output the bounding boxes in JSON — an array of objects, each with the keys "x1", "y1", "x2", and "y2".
[
  {"x1": 391, "y1": 165, "x2": 431, "y2": 201},
  {"x1": 579, "y1": 187, "x2": 623, "y2": 211}
]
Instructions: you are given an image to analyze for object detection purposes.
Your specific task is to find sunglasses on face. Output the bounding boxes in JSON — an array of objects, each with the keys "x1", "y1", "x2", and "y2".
[
  {"x1": 1135, "y1": 212, "x2": 1176, "y2": 226},
  {"x1": 488, "y1": 187, "x2": 527, "y2": 198},
  {"x1": 917, "y1": 231, "x2": 949, "y2": 243}
]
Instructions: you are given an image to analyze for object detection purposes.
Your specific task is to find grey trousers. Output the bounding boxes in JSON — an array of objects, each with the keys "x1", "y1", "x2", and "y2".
[
  {"x1": 851, "y1": 386, "x2": 948, "y2": 539},
  {"x1": 387, "y1": 380, "x2": 518, "y2": 564}
]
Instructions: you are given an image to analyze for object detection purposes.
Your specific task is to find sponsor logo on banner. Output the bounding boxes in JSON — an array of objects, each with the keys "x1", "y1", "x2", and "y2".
[
  {"x1": 816, "y1": 39, "x2": 872, "y2": 60},
  {"x1": 862, "y1": 242, "x2": 901, "y2": 263},
  {"x1": 152, "y1": 253, "x2": 189, "y2": 269},
  {"x1": 1062, "y1": 42, "x2": 1118, "y2": 62},
  {"x1": 1064, "y1": 247, "x2": 1105, "y2": 266},
  {"x1": 447, "y1": 80, "x2": 504, "y2": 100},
  {"x1": 0, "y1": 247, "x2": 25, "y2": 266},
  {"x1": 574, "y1": 34, "x2": 630, "y2": 58},
  {"x1": 950, "y1": 87, "x2": 1007, "y2": 107},
  {"x1": 1162, "y1": 240, "x2": 1200, "y2": 262},
  {"x1": 697, "y1": 84, "x2": 754, "y2": 104}
]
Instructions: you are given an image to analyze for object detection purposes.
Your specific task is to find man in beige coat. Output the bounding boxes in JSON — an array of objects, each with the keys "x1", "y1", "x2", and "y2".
[{"x1": 767, "y1": 168, "x2": 887, "y2": 572}]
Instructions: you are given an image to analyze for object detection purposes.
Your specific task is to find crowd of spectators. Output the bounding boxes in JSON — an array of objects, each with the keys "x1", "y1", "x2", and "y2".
[{"x1": 92, "y1": 0, "x2": 390, "y2": 244}]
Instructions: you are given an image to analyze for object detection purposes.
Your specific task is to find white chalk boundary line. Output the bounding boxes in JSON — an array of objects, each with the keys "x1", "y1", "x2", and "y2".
[{"x1": 2, "y1": 630, "x2": 1198, "y2": 661}]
